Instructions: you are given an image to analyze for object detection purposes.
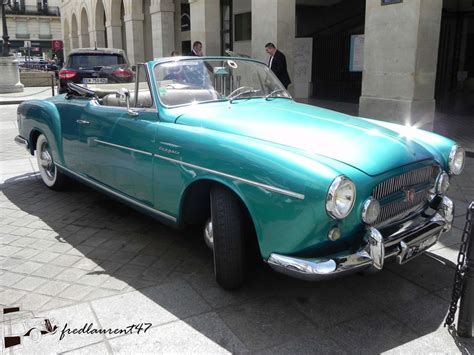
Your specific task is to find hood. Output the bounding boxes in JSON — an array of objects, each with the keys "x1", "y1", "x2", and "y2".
[{"x1": 174, "y1": 99, "x2": 434, "y2": 176}]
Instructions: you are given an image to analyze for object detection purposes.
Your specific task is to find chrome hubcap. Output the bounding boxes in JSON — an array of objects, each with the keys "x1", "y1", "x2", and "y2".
[
  {"x1": 39, "y1": 143, "x2": 55, "y2": 180},
  {"x1": 204, "y1": 218, "x2": 213, "y2": 250}
]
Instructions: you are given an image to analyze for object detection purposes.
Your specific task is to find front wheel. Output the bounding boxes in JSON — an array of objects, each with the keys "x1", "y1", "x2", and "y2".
[
  {"x1": 210, "y1": 185, "x2": 246, "y2": 290},
  {"x1": 36, "y1": 134, "x2": 67, "y2": 190}
]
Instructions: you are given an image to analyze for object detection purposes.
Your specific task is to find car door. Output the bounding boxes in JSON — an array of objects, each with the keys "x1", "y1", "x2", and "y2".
[{"x1": 77, "y1": 65, "x2": 158, "y2": 205}]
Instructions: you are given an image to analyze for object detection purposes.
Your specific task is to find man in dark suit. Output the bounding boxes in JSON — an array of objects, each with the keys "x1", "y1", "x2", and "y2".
[
  {"x1": 187, "y1": 41, "x2": 203, "y2": 56},
  {"x1": 265, "y1": 42, "x2": 291, "y2": 89}
]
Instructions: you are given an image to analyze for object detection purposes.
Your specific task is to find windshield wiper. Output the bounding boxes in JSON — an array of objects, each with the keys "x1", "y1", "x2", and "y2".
[
  {"x1": 265, "y1": 88, "x2": 286, "y2": 100},
  {"x1": 228, "y1": 89, "x2": 260, "y2": 103}
]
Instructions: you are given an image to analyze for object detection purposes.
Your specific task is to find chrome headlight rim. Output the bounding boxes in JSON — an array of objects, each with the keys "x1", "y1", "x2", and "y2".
[
  {"x1": 448, "y1": 144, "x2": 465, "y2": 175},
  {"x1": 326, "y1": 175, "x2": 356, "y2": 219},
  {"x1": 435, "y1": 171, "x2": 450, "y2": 194},
  {"x1": 362, "y1": 196, "x2": 380, "y2": 224}
]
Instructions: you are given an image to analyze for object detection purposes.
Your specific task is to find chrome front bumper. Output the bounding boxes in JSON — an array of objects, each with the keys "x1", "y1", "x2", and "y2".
[{"x1": 266, "y1": 196, "x2": 454, "y2": 281}]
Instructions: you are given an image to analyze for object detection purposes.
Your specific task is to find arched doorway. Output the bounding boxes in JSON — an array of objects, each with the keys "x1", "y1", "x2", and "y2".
[
  {"x1": 80, "y1": 8, "x2": 90, "y2": 48},
  {"x1": 71, "y1": 14, "x2": 79, "y2": 49},
  {"x1": 95, "y1": 0, "x2": 107, "y2": 48}
]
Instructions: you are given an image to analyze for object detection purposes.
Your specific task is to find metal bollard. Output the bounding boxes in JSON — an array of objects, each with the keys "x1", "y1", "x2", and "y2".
[
  {"x1": 457, "y1": 202, "x2": 474, "y2": 338},
  {"x1": 51, "y1": 74, "x2": 55, "y2": 96}
]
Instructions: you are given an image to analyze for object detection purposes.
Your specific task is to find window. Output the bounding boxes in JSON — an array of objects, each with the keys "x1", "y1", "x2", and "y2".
[
  {"x1": 181, "y1": 3, "x2": 190, "y2": 32},
  {"x1": 134, "y1": 64, "x2": 154, "y2": 108},
  {"x1": 16, "y1": 20, "x2": 29, "y2": 38},
  {"x1": 234, "y1": 12, "x2": 251, "y2": 41},
  {"x1": 39, "y1": 20, "x2": 50, "y2": 35}
]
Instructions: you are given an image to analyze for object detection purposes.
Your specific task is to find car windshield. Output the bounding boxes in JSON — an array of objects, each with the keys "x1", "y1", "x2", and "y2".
[
  {"x1": 154, "y1": 58, "x2": 291, "y2": 107},
  {"x1": 68, "y1": 54, "x2": 126, "y2": 70}
]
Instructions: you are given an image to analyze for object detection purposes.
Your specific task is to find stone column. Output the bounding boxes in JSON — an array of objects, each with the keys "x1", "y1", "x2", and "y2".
[
  {"x1": 105, "y1": 20, "x2": 122, "y2": 50},
  {"x1": 124, "y1": 14, "x2": 145, "y2": 64},
  {"x1": 251, "y1": 0, "x2": 295, "y2": 90},
  {"x1": 190, "y1": 0, "x2": 220, "y2": 55},
  {"x1": 150, "y1": 0, "x2": 175, "y2": 58},
  {"x1": 359, "y1": 0, "x2": 443, "y2": 130},
  {"x1": 90, "y1": 29, "x2": 106, "y2": 48},
  {"x1": 70, "y1": 33, "x2": 79, "y2": 49}
]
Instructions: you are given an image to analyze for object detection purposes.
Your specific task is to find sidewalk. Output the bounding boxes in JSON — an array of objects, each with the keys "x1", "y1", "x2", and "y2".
[
  {"x1": 0, "y1": 86, "x2": 56, "y2": 105},
  {"x1": 0, "y1": 103, "x2": 473, "y2": 353}
]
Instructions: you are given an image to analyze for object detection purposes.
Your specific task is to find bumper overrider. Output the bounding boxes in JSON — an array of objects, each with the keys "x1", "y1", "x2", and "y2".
[{"x1": 267, "y1": 196, "x2": 454, "y2": 281}]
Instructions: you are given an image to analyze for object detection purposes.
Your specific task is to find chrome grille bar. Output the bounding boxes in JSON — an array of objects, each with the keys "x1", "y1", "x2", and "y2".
[{"x1": 372, "y1": 165, "x2": 439, "y2": 226}]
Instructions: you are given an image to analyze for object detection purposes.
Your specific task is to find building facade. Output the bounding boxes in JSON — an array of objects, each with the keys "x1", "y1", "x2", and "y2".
[
  {"x1": 59, "y1": 0, "x2": 473, "y2": 128},
  {"x1": 1, "y1": 0, "x2": 62, "y2": 59}
]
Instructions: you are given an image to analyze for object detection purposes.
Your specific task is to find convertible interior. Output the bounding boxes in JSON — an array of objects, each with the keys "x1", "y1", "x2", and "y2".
[{"x1": 67, "y1": 82, "x2": 219, "y2": 108}]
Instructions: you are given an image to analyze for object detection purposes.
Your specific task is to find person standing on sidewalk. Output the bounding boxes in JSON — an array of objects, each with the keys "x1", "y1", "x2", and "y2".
[{"x1": 265, "y1": 42, "x2": 291, "y2": 89}]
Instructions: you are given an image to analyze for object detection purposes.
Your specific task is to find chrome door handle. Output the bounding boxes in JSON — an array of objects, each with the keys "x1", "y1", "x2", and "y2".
[{"x1": 76, "y1": 120, "x2": 90, "y2": 125}]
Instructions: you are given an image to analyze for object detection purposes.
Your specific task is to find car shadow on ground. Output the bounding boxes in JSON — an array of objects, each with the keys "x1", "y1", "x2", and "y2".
[{"x1": 1, "y1": 173, "x2": 473, "y2": 353}]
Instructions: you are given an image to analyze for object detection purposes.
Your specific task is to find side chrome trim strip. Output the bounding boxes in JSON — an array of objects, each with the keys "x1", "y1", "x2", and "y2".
[
  {"x1": 154, "y1": 154, "x2": 305, "y2": 200},
  {"x1": 55, "y1": 163, "x2": 177, "y2": 223},
  {"x1": 95, "y1": 139, "x2": 153, "y2": 157}
]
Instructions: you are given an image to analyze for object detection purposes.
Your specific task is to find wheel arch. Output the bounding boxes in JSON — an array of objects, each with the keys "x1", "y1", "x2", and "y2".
[{"x1": 179, "y1": 177, "x2": 262, "y2": 254}]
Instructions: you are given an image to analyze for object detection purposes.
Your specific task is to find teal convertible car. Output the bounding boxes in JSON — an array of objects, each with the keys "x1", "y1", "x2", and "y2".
[{"x1": 15, "y1": 57, "x2": 465, "y2": 289}]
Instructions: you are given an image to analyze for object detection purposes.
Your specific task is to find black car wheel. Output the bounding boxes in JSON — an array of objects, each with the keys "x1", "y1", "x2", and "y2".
[{"x1": 210, "y1": 184, "x2": 246, "y2": 290}]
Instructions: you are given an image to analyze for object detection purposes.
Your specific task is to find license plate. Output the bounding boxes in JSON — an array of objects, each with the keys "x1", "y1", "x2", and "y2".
[
  {"x1": 82, "y1": 78, "x2": 108, "y2": 84},
  {"x1": 400, "y1": 234, "x2": 438, "y2": 263}
]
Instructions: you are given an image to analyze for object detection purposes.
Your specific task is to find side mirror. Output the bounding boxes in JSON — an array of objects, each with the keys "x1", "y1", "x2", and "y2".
[{"x1": 116, "y1": 88, "x2": 138, "y2": 117}]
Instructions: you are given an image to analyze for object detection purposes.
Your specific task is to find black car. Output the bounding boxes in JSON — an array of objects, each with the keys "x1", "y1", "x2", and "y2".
[{"x1": 58, "y1": 48, "x2": 134, "y2": 93}]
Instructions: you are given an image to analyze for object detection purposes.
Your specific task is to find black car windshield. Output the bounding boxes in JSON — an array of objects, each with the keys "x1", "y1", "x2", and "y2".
[
  {"x1": 154, "y1": 58, "x2": 291, "y2": 107},
  {"x1": 68, "y1": 54, "x2": 126, "y2": 69}
]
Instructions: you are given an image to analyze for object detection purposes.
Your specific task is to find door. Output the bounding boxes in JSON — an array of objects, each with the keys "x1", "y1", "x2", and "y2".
[{"x1": 77, "y1": 65, "x2": 158, "y2": 205}]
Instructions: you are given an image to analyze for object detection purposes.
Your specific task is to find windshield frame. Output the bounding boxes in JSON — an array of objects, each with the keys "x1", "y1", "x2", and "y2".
[{"x1": 152, "y1": 57, "x2": 293, "y2": 109}]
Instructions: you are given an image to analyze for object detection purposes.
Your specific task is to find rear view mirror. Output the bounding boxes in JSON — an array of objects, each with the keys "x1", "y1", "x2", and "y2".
[{"x1": 116, "y1": 88, "x2": 138, "y2": 117}]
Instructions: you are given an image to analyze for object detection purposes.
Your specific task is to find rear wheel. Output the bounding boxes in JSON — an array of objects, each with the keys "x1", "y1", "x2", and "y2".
[
  {"x1": 210, "y1": 185, "x2": 246, "y2": 290},
  {"x1": 36, "y1": 134, "x2": 67, "y2": 190}
]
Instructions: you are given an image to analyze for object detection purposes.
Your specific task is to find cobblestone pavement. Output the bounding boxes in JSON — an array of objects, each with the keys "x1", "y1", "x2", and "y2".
[{"x1": 0, "y1": 104, "x2": 473, "y2": 353}]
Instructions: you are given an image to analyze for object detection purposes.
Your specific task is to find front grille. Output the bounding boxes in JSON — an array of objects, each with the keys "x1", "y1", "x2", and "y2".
[{"x1": 372, "y1": 165, "x2": 439, "y2": 226}]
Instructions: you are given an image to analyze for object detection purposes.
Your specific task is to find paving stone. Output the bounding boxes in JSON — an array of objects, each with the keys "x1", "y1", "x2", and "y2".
[
  {"x1": 96, "y1": 261, "x2": 124, "y2": 274},
  {"x1": 0, "y1": 245, "x2": 22, "y2": 257},
  {"x1": 30, "y1": 250, "x2": 62, "y2": 263},
  {"x1": 53, "y1": 268, "x2": 88, "y2": 285},
  {"x1": 0, "y1": 257, "x2": 24, "y2": 271},
  {"x1": 17, "y1": 292, "x2": 52, "y2": 311},
  {"x1": 114, "y1": 264, "x2": 147, "y2": 278},
  {"x1": 40, "y1": 297, "x2": 77, "y2": 312},
  {"x1": 0, "y1": 288, "x2": 28, "y2": 305},
  {"x1": 106, "y1": 250, "x2": 137, "y2": 263},
  {"x1": 13, "y1": 261, "x2": 44, "y2": 274},
  {"x1": 32, "y1": 264, "x2": 65, "y2": 278},
  {"x1": 58, "y1": 284, "x2": 96, "y2": 301},
  {"x1": 77, "y1": 273, "x2": 110, "y2": 287},
  {"x1": 51, "y1": 254, "x2": 82, "y2": 267},
  {"x1": 66, "y1": 245, "x2": 95, "y2": 257},
  {"x1": 10, "y1": 227, "x2": 36, "y2": 237},
  {"x1": 35, "y1": 280, "x2": 72, "y2": 297},
  {"x1": 12, "y1": 275, "x2": 48, "y2": 291},
  {"x1": 0, "y1": 271, "x2": 25, "y2": 287},
  {"x1": 48, "y1": 242, "x2": 75, "y2": 254},
  {"x1": 128, "y1": 254, "x2": 158, "y2": 267},
  {"x1": 72, "y1": 258, "x2": 101, "y2": 271},
  {"x1": 0, "y1": 234, "x2": 20, "y2": 244},
  {"x1": 12, "y1": 247, "x2": 40, "y2": 260}
]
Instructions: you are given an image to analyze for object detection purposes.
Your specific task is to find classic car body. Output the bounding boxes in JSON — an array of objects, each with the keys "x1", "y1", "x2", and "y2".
[{"x1": 15, "y1": 57, "x2": 465, "y2": 289}]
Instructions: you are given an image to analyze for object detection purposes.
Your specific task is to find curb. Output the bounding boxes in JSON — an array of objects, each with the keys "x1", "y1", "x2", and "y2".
[{"x1": 0, "y1": 100, "x2": 25, "y2": 105}]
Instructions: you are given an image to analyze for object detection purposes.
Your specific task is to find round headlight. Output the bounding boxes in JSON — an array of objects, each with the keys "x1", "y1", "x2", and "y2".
[
  {"x1": 449, "y1": 145, "x2": 465, "y2": 175},
  {"x1": 362, "y1": 197, "x2": 380, "y2": 224},
  {"x1": 436, "y1": 171, "x2": 450, "y2": 194},
  {"x1": 326, "y1": 176, "x2": 356, "y2": 219}
]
